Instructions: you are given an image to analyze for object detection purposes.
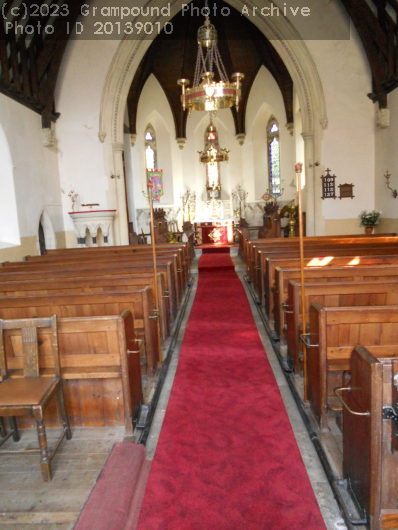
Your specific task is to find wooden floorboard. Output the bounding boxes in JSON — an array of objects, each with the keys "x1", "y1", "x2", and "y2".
[{"x1": 0, "y1": 426, "x2": 126, "y2": 528}]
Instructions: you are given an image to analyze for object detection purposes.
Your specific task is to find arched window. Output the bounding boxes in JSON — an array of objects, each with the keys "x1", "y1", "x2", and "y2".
[
  {"x1": 267, "y1": 116, "x2": 281, "y2": 195},
  {"x1": 204, "y1": 123, "x2": 220, "y2": 192},
  {"x1": 145, "y1": 124, "x2": 157, "y2": 170}
]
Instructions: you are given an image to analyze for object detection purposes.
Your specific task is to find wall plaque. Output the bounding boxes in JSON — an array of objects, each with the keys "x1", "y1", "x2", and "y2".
[
  {"x1": 338, "y1": 183, "x2": 355, "y2": 199},
  {"x1": 321, "y1": 168, "x2": 336, "y2": 199}
]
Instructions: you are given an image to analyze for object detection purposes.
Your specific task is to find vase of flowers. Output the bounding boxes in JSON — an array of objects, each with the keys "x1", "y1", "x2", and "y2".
[{"x1": 359, "y1": 210, "x2": 382, "y2": 234}]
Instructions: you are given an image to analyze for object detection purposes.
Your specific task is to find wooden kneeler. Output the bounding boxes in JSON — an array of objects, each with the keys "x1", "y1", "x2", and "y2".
[{"x1": 0, "y1": 315, "x2": 72, "y2": 481}]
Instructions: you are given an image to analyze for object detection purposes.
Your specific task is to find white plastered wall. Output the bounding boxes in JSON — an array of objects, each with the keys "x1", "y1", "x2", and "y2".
[
  {"x1": 304, "y1": 28, "x2": 375, "y2": 234},
  {"x1": 375, "y1": 88, "x2": 398, "y2": 234},
  {"x1": 247, "y1": 66, "x2": 295, "y2": 204},
  {"x1": 0, "y1": 93, "x2": 64, "y2": 260}
]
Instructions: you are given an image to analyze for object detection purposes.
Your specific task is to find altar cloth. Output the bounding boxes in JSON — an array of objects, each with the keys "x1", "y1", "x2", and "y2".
[{"x1": 195, "y1": 220, "x2": 234, "y2": 245}]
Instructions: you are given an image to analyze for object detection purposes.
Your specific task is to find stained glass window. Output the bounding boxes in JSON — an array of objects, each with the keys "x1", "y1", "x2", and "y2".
[
  {"x1": 267, "y1": 116, "x2": 281, "y2": 194},
  {"x1": 146, "y1": 146, "x2": 155, "y2": 171},
  {"x1": 204, "y1": 123, "x2": 220, "y2": 191},
  {"x1": 145, "y1": 124, "x2": 157, "y2": 170}
]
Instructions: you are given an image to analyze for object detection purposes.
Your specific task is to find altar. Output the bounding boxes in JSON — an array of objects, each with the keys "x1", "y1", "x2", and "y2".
[{"x1": 195, "y1": 220, "x2": 234, "y2": 245}]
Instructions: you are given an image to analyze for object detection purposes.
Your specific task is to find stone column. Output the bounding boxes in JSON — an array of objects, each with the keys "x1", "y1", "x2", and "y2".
[
  {"x1": 302, "y1": 132, "x2": 315, "y2": 236},
  {"x1": 112, "y1": 142, "x2": 129, "y2": 245}
]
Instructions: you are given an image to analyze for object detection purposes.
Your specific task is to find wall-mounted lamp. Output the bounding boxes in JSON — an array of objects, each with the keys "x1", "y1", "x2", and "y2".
[
  {"x1": 309, "y1": 159, "x2": 320, "y2": 168},
  {"x1": 385, "y1": 170, "x2": 397, "y2": 198}
]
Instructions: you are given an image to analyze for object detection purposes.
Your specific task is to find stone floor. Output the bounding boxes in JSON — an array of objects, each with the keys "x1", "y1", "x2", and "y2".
[{"x1": 0, "y1": 249, "x2": 355, "y2": 530}]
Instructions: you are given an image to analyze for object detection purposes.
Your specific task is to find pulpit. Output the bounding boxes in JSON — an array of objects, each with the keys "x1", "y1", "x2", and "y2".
[{"x1": 195, "y1": 221, "x2": 234, "y2": 245}]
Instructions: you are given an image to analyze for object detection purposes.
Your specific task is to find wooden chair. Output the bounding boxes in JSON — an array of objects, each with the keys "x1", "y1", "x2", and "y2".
[{"x1": 0, "y1": 315, "x2": 72, "y2": 481}]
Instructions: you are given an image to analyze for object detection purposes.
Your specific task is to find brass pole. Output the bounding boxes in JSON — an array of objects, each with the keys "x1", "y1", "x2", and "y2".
[
  {"x1": 147, "y1": 182, "x2": 162, "y2": 363},
  {"x1": 295, "y1": 162, "x2": 308, "y2": 401}
]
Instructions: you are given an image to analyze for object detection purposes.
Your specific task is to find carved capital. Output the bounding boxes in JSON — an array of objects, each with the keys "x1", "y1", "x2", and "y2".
[
  {"x1": 285, "y1": 122, "x2": 294, "y2": 136},
  {"x1": 176, "y1": 137, "x2": 187, "y2": 150},
  {"x1": 376, "y1": 108, "x2": 390, "y2": 128},
  {"x1": 236, "y1": 133, "x2": 246, "y2": 146},
  {"x1": 301, "y1": 131, "x2": 314, "y2": 142},
  {"x1": 98, "y1": 131, "x2": 106, "y2": 143},
  {"x1": 112, "y1": 142, "x2": 125, "y2": 152},
  {"x1": 130, "y1": 134, "x2": 137, "y2": 147}
]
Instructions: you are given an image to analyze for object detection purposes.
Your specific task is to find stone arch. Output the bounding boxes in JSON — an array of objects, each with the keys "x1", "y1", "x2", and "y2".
[
  {"x1": 99, "y1": 0, "x2": 328, "y2": 238},
  {"x1": 0, "y1": 122, "x2": 20, "y2": 247},
  {"x1": 38, "y1": 209, "x2": 56, "y2": 250}
]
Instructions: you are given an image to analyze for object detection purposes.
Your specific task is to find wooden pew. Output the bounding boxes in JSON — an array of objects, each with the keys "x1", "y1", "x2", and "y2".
[
  {"x1": 0, "y1": 255, "x2": 184, "y2": 305},
  {"x1": 2, "y1": 311, "x2": 142, "y2": 434},
  {"x1": 23, "y1": 246, "x2": 190, "y2": 287},
  {"x1": 306, "y1": 305, "x2": 398, "y2": 433},
  {"x1": 0, "y1": 273, "x2": 170, "y2": 344},
  {"x1": 264, "y1": 254, "x2": 398, "y2": 327},
  {"x1": 286, "y1": 280, "x2": 398, "y2": 375},
  {"x1": 242, "y1": 234, "x2": 397, "y2": 266},
  {"x1": 44, "y1": 242, "x2": 190, "y2": 267},
  {"x1": 274, "y1": 264, "x2": 398, "y2": 342},
  {"x1": 0, "y1": 288, "x2": 160, "y2": 378},
  {"x1": 339, "y1": 345, "x2": 398, "y2": 529},
  {"x1": 3, "y1": 250, "x2": 188, "y2": 288},
  {"x1": 255, "y1": 245, "x2": 398, "y2": 301},
  {"x1": 0, "y1": 262, "x2": 178, "y2": 321},
  {"x1": 245, "y1": 235, "x2": 398, "y2": 275}
]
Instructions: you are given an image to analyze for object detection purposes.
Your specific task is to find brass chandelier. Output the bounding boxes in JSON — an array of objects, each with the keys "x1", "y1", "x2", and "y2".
[
  {"x1": 198, "y1": 143, "x2": 230, "y2": 165},
  {"x1": 177, "y1": 12, "x2": 244, "y2": 114}
]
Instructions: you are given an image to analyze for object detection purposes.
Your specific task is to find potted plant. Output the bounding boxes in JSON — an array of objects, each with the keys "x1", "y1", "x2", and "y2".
[{"x1": 359, "y1": 210, "x2": 382, "y2": 234}]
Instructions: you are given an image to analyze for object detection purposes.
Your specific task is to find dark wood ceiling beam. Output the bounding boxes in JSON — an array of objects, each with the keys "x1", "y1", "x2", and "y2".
[
  {"x1": 0, "y1": 0, "x2": 86, "y2": 127},
  {"x1": 340, "y1": 0, "x2": 398, "y2": 108}
]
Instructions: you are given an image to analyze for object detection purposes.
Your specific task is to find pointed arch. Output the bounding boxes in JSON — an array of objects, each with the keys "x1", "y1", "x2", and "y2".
[
  {"x1": 38, "y1": 209, "x2": 56, "y2": 250},
  {"x1": 99, "y1": 0, "x2": 328, "y2": 240},
  {"x1": 0, "y1": 122, "x2": 20, "y2": 247}
]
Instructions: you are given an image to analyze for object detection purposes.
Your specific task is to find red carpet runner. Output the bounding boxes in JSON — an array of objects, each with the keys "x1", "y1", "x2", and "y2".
[{"x1": 137, "y1": 253, "x2": 326, "y2": 530}]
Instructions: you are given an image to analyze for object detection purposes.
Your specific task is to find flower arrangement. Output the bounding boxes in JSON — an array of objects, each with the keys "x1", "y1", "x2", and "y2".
[{"x1": 359, "y1": 210, "x2": 382, "y2": 227}]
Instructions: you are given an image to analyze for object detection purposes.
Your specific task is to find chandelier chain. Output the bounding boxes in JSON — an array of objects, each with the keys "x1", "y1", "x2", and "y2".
[{"x1": 213, "y1": 47, "x2": 229, "y2": 83}]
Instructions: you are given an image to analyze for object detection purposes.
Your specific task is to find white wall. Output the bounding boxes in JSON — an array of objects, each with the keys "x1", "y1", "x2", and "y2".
[
  {"x1": 246, "y1": 66, "x2": 296, "y2": 204},
  {"x1": 0, "y1": 120, "x2": 19, "y2": 246},
  {"x1": 305, "y1": 31, "x2": 375, "y2": 229},
  {"x1": 55, "y1": 26, "x2": 120, "y2": 240},
  {"x1": 375, "y1": 88, "x2": 398, "y2": 229},
  {"x1": 0, "y1": 93, "x2": 63, "y2": 257}
]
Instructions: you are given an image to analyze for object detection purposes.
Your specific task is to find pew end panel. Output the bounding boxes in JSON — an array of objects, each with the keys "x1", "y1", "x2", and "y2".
[
  {"x1": 339, "y1": 345, "x2": 398, "y2": 530},
  {"x1": 307, "y1": 305, "x2": 398, "y2": 435},
  {"x1": 2, "y1": 312, "x2": 143, "y2": 434},
  {"x1": 306, "y1": 304, "x2": 328, "y2": 431},
  {"x1": 287, "y1": 280, "x2": 398, "y2": 378}
]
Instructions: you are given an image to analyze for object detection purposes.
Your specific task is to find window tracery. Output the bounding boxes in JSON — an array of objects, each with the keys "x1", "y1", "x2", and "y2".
[
  {"x1": 267, "y1": 116, "x2": 281, "y2": 195},
  {"x1": 145, "y1": 124, "x2": 157, "y2": 170}
]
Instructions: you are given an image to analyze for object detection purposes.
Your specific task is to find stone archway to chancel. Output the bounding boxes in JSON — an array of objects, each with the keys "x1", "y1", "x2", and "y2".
[{"x1": 99, "y1": 0, "x2": 328, "y2": 241}]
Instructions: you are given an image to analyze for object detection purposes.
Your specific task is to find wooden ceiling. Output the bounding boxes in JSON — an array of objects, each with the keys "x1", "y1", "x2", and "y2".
[
  {"x1": 0, "y1": 0, "x2": 85, "y2": 128},
  {"x1": 127, "y1": 0, "x2": 294, "y2": 140},
  {"x1": 0, "y1": 0, "x2": 397, "y2": 132}
]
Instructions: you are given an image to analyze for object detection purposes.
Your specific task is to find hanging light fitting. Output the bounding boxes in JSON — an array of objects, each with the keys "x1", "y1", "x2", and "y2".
[{"x1": 177, "y1": 14, "x2": 244, "y2": 114}]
